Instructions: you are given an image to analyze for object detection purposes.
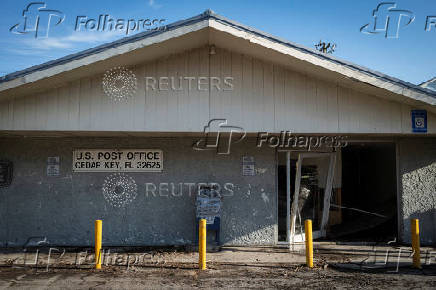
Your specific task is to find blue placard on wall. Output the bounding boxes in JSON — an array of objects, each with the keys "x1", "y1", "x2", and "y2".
[{"x1": 411, "y1": 110, "x2": 427, "y2": 133}]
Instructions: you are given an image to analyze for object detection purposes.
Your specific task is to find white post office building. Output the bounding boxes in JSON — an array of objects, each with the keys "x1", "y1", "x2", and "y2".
[{"x1": 0, "y1": 11, "x2": 435, "y2": 247}]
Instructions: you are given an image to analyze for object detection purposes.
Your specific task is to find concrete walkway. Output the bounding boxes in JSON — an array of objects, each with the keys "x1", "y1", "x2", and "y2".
[
  {"x1": 0, "y1": 242, "x2": 434, "y2": 269},
  {"x1": 1, "y1": 243, "x2": 436, "y2": 289}
]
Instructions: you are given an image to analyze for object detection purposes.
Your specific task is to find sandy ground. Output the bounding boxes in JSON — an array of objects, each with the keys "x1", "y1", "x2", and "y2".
[
  {"x1": 1, "y1": 263, "x2": 435, "y2": 289},
  {"x1": 0, "y1": 244, "x2": 435, "y2": 289}
]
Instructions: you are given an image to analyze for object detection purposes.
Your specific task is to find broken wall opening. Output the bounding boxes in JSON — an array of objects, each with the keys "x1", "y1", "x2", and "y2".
[
  {"x1": 328, "y1": 143, "x2": 398, "y2": 241},
  {"x1": 277, "y1": 151, "x2": 338, "y2": 242}
]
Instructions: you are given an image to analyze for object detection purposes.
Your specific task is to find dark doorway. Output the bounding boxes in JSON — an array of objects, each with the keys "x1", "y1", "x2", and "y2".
[
  {"x1": 328, "y1": 143, "x2": 398, "y2": 241},
  {"x1": 277, "y1": 152, "x2": 296, "y2": 242}
]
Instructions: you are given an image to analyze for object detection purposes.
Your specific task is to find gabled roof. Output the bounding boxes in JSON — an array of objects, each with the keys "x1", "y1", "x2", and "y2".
[
  {"x1": 0, "y1": 11, "x2": 210, "y2": 84},
  {"x1": 420, "y1": 77, "x2": 436, "y2": 92},
  {"x1": 1, "y1": 9, "x2": 435, "y2": 109}
]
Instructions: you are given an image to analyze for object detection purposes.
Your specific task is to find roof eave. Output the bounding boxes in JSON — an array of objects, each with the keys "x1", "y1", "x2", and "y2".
[{"x1": 0, "y1": 9, "x2": 435, "y2": 109}]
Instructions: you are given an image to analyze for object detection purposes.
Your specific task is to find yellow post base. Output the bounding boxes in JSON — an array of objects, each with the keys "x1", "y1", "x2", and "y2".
[
  {"x1": 95, "y1": 220, "x2": 102, "y2": 270},
  {"x1": 305, "y1": 219, "x2": 313, "y2": 268},
  {"x1": 199, "y1": 219, "x2": 207, "y2": 270},
  {"x1": 411, "y1": 219, "x2": 421, "y2": 269}
]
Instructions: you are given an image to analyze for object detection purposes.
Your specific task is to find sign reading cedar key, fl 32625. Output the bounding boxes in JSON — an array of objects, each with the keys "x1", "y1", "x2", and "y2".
[{"x1": 73, "y1": 149, "x2": 163, "y2": 172}]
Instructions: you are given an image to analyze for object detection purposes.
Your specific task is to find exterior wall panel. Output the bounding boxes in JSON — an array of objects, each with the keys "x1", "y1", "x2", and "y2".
[
  {"x1": 399, "y1": 138, "x2": 436, "y2": 245},
  {"x1": 1, "y1": 46, "x2": 434, "y2": 134},
  {"x1": 0, "y1": 137, "x2": 277, "y2": 247}
]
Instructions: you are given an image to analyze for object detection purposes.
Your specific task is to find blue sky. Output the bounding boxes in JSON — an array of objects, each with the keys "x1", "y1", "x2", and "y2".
[{"x1": 1, "y1": 0, "x2": 435, "y2": 84}]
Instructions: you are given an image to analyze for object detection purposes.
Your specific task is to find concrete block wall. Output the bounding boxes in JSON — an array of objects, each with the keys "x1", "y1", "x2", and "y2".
[
  {"x1": 398, "y1": 138, "x2": 436, "y2": 245},
  {"x1": 2, "y1": 135, "x2": 435, "y2": 247},
  {"x1": 0, "y1": 136, "x2": 277, "y2": 247}
]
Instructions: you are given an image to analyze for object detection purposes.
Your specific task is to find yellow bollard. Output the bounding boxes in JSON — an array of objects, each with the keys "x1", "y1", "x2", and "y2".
[
  {"x1": 95, "y1": 220, "x2": 102, "y2": 270},
  {"x1": 411, "y1": 219, "x2": 421, "y2": 268},
  {"x1": 199, "y1": 219, "x2": 207, "y2": 270},
  {"x1": 305, "y1": 219, "x2": 313, "y2": 268}
]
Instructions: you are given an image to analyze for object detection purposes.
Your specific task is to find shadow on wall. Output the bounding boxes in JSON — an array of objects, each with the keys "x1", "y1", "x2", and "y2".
[
  {"x1": 402, "y1": 209, "x2": 436, "y2": 246},
  {"x1": 0, "y1": 181, "x2": 277, "y2": 248},
  {"x1": 398, "y1": 138, "x2": 436, "y2": 246},
  {"x1": 0, "y1": 136, "x2": 277, "y2": 247}
]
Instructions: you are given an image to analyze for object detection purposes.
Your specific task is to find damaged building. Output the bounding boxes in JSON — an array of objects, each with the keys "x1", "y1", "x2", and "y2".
[{"x1": 0, "y1": 11, "x2": 435, "y2": 247}]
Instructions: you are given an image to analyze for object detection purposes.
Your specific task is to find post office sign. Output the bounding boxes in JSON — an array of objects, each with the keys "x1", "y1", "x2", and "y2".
[{"x1": 73, "y1": 149, "x2": 163, "y2": 172}]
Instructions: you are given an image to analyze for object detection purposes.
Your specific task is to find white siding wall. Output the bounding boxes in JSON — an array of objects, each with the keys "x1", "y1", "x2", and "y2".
[{"x1": 0, "y1": 46, "x2": 435, "y2": 134}]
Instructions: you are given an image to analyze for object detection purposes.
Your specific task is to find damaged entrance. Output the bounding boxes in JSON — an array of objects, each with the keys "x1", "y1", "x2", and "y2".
[
  {"x1": 278, "y1": 151, "x2": 337, "y2": 244},
  {"x1": 277, "y1": 142, "x2": 397, "y2": 244},
  {"x1": 329, "y1": 143, "x2": 398, "y2": 241}
]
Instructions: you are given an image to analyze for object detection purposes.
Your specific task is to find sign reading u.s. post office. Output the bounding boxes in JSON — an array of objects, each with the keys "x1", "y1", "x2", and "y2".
[{"x1": 73, "y1": 149, "x2": 163, "y2": 172}]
